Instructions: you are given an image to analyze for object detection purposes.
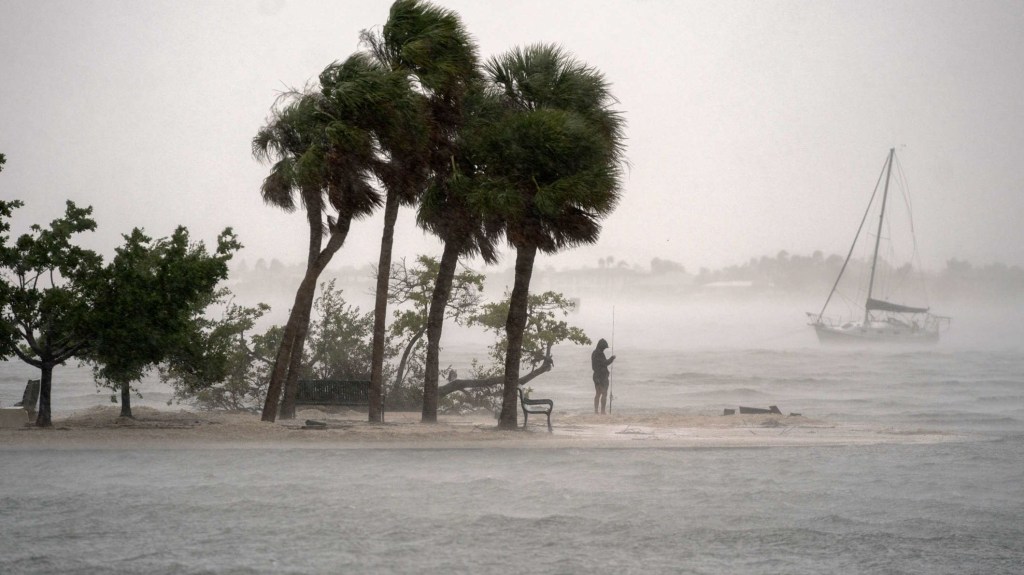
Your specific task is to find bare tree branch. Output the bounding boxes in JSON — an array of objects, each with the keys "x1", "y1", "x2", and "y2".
[{"x1": 438, "y1": 356, "x2": 553, "y2": 397}]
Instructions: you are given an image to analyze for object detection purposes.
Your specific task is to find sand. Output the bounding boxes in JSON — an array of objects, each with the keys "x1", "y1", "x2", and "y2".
[{"x1": 0, "y1": 405, "x2": 962, "y2": 449}]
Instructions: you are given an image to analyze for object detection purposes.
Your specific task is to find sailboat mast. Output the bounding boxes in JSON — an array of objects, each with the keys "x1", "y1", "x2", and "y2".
[{"x1": 864, "y1": 147, "x2": 895, "y2": 325}]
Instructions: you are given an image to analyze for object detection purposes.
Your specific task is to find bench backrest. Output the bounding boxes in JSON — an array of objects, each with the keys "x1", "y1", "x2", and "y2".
[
  {"x1": 22, "y1": 379, "x2": 40, "y2": 407},
  {"x1": 296, "y1": 379, "x2": 371, "y2": 406}
]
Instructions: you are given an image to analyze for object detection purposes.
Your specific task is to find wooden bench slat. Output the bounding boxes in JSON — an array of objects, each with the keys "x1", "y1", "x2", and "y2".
[{"x1": 295, "y1": 380, "x2": 371, "y2": 407}]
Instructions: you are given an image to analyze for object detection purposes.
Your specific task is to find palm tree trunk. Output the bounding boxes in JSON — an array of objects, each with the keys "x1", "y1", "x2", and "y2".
[
  {"x1": 261, "y1": 221, "x2": 350, "y2": 422},
  {"x1": 498, "y1": 245, "x2": 537, "y2": 430},
  {"x1": 304, "y1": 195, "x2": 324, "y2": 270},
  {"x1": 261, "y1": 282, "x2": 313, "y2": 422},
  {"x1": 119, "y1": 380, "x2": 133, "y2": 418},
  {"x1": 34, "y1": 363, "x2": 53, "y2": 428},
  {"x1": 369, "y1": 196, "x2": 401, "y2": 423},
  {"x1": 421, "y1": 240, "x2": 461, "y2": 423},
  {"x1": 278, "y1": 311, "x2": 311, "y2": 419},
  {"x1": 278, "y1": 206, "x2": 323, "y2": 420}
]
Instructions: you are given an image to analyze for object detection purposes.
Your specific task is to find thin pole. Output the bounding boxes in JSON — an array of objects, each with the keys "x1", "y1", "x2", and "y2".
[
  {"x1": 865, "y1": 147, "x2": 895, "y2": 325},
  {"x1": 609, "y1": 306, "x2": 615, "y2": 414}
]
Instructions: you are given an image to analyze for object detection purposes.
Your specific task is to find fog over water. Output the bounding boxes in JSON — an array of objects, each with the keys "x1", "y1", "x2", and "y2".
[
  {"x1": 3, "y1": 281, "x2": 1024, "y2": 573},
  {"x1": 3, "y1": 321, "x2": 1024, "y2": 574}
]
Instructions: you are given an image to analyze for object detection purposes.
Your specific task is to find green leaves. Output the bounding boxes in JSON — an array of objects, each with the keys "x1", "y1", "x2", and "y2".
[
  {"x1": 85, "y1": 226, "x2": 240, "y2": 390},
  {"x1": 479, "y1": 43, "x2": 626, "y2": 253},
  {"x1": 162, "y1": 298, "x2": 276, "y2": 411},
  {"x1": 306, "y1": 278, "x2": 374, "y2": 381},
  {"x1": 469, "y1": 290, "x2": 590, "y2": 372},
  {"x1": 0, "y1": 200, "x2": 102, "y2": 367}
]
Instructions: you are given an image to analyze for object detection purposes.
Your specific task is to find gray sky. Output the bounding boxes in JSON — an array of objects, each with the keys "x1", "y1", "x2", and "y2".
[{"x1": 2, "y1": 0, "x2": 1022, "y2": 273}]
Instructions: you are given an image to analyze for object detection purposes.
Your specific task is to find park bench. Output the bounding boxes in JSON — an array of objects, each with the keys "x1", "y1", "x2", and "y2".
[
  {"x1": 295, "y1": 379, "x2": 371, "y2": 409},
  {"x1": 15, "y1": 379, "x2": 40, "y2": 415},
  {"x1": 518, "y1": 384, "x2": 553, "y2": 433}
]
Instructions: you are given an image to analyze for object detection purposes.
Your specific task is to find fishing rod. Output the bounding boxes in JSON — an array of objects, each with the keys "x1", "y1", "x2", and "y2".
[{"x1": 609, "y1": 305, "x2": 615, "y2": 414}]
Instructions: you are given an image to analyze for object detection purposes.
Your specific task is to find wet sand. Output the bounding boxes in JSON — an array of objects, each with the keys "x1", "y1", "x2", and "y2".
[{"x1": 0, "y1": 406, "x2": 962, "y2": 449}]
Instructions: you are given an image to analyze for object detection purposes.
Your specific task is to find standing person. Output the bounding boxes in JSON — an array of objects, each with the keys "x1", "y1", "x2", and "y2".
[{"x1": 591, "y1": 338, "x2": 616, "y2": 414}]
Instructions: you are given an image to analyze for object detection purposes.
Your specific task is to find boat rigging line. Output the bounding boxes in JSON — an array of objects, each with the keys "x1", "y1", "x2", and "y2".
[{"x1": 814, "y1": 149, "x2": 891, "y2": 323}]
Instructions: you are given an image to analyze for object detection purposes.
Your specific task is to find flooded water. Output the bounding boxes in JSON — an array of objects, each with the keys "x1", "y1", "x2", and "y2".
[{"x1": 2, "y1": 304, "x2": 1023, "y2": 574}]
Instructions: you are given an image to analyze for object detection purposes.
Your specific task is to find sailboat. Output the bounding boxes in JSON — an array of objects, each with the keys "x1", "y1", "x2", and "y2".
[{"x1": 809, "y1": 148, "x2": 950, "y2": 343}]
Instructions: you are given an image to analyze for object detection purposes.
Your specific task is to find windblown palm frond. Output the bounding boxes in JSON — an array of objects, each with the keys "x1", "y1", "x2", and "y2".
[{"x1": 480, "y1": 44, "x2": 627, "y2": 252}]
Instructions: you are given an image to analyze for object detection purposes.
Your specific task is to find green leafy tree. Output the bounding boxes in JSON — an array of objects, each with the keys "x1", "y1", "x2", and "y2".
[
  {"x1": 304, "y1": 279, "x2": 374, "y2": 381},
  {"x1": 0, "y1": 200, "x2": 102, "y2": 427},
  {"x1": 253, "y1": 92, "x2": 333, "y2": 421},
  {"x1": 292, "y1": 52, "x2": 423, "y2": 422},
  {"x1": 358, "y1": 1, "x2": 444, "y2": 422},
  {"x1": 440, "y1": 291, "x2": 590, "y2": 412},
  {"x1": 161, "y1": 299, "x2": 274, "y2": 412},
  {"x1": 167, "y1": 280, "x2": 374, "y2": 412},
  {"x1": 399, "y1": 7, "x2": 505, "y2": 422},
  {"x1": 385, "y1": 255, "x2": 484, "y2": 408},
  {"x1": 480, "y1": 44, "x2": 626, "y2": 429},
  {"x1": 83, "y1": 227, "x2": 240, "y2": 418}
]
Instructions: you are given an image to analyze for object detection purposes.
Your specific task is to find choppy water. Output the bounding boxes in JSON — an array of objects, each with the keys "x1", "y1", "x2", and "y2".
[{"x1": 2, "y1": 333, "x2": 1024, "y2": 573}]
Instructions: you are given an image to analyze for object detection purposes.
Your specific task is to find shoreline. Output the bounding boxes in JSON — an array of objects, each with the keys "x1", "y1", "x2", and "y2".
[{"x1": 0, "y1": 405, "x2": 966, "y2": 450}]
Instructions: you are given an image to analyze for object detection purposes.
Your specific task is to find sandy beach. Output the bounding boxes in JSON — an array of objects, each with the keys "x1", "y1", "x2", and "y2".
[{"x1": 0, "y1": 405, "x2": 961, "y2": 450}]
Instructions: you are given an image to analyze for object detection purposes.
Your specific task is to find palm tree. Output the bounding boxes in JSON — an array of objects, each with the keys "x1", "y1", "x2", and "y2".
[
  {"x1": 253, "y1": 56, "x2": 383, "y2": 422},
  {"x1": 359, "y1": 0, "x2": 502, "y2": 423},
  {"x1": 480, "y1": 44, "x2": 627, "y2": 429},
  {"x1": 253, "y1": 92, "x2": 326, "y2": 421},
  {"x1": 358, "y1": 0, "x2": 479, "y2": 422},
  {"x1": 417, "y1": 83, "x2": 504, "y2": 422}
]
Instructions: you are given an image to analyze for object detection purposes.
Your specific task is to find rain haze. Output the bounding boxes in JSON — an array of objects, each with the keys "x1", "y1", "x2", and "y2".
[
  {"x1": 2, "y1": 0, "x2": 1023, "y2": 273},
  {"x1": 2, "y1": 2, "x2": 1024, "y2": 574}
]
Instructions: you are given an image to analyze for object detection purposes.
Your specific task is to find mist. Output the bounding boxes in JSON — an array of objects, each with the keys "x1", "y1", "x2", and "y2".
[{"x1": 3, "y1": 0, "x2": 1024, "y2": 275}]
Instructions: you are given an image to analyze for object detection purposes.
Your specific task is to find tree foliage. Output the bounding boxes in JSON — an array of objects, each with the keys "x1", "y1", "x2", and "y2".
[
  {"x1": 0, "y1": 200, "x2": 102, "y2": 426},
  {"x1": 83, "y1": 226, "x2": 240, "y2": 418},
  {"x1": 305, "y1": 279, "x2": 374, "y2": 381},
  {"x1": 432, "y1": 290, "x2": 589, "y2": 415},
  {"x1": 384, "y1": 255, "x2": 483, "y2": 408},
  {"x1": 161, "y1": 298, "x2": 274, "y2": 412},
  {"x1": 166, "y1": 280, "x2": 374, "y2": 411},
  {"x1": 469, "y1": 290, "x2": 590, "y2": 377},
  {"x1": 255, "y1": 52, "x2": 397, "y2": 422}
]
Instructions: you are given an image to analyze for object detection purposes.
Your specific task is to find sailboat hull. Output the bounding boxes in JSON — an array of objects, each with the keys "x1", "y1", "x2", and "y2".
[{"x1": 812, "y1": 322, "x2": 940, "y2": 344}]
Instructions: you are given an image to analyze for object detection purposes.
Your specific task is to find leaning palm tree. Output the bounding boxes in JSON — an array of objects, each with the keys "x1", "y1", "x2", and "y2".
[
  {"x1": 480, "y1": 44, "x2": 627, "y2": 430},
  {"x1": 253, "y1": 92, "x2": 328, "y2": 421},
  {"x1": 358, "y1": 0, "x2": 474, "y2": 422},
  {"x1": 360, "y1": 0, "x2": 502, "y2": 423},
  {"x1": 254, "y1": 56, "x2": 383, "y2": 422},
  {"x1": 416, "y1": 83, "x2": 504, "y2": 422}
]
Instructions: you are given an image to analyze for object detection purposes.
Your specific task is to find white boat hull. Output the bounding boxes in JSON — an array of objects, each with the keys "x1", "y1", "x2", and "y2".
[{"x1": 812, "y1": 322, "x2": 940, "y2": 344}]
